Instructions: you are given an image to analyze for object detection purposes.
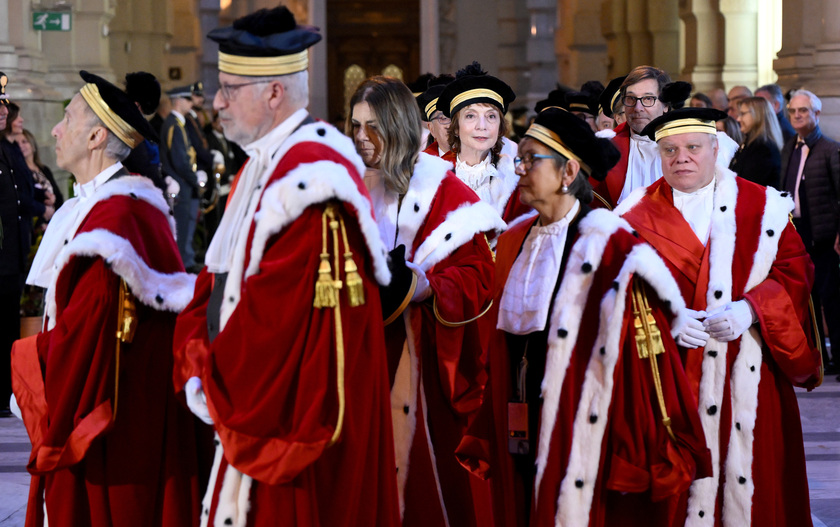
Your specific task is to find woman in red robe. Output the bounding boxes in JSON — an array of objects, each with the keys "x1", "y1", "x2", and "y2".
[
  {"x1": 347, "y1": 76, "x2": 504, "y2": 527},
  {"x1": 457, "y1": 108, "x2": 712, "y2": 527}
]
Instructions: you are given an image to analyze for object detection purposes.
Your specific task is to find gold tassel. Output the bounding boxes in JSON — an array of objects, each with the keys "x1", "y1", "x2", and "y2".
[
  {"x1": 314, "y1": 207, "x2": 339, "y2": 308},
  {"x1": 338, "y1": 214, "x2": 365, "y2": 307}
]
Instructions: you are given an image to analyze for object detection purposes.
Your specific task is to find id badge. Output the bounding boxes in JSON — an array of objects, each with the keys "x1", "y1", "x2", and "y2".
[{"x1": 508, "y1": 402, "x2": 529, "y2": 455}]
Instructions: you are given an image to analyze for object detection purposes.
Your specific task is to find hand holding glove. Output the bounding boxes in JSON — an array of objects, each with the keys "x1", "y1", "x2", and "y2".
[
  {"x1": 196, "y1": 170, "x2": 209, "y2": 188},
  {"x1": 9, "y1": 394, "x2": 22, "y2": 420},
  {"x1": 211, "y1": 149, "x2": 225, "y2": 166},
  {"x1": 675, "y1": 309, "x2": 710, "y2": 348},
  {"x1": 405, "y1": 260, "x2": 432, "y2": 302},
  {"x1": 164, "y1": 176, "x2": 180, "y2": 198},
  {"x1": 185, "y1": 376, "x2": 214, "y2": 425},
  {"x1": 703, "y1": 300, "x2": 756, "y2": 342}
]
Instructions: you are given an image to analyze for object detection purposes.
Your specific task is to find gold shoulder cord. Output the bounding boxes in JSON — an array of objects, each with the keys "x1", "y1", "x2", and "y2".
[
  {"x1": 114, "y1": 278, "x2": 137, "y2": 420},
  {"x1": 313, "y1": 202, "x2": 366, "y2": 446},
  {"x1": 433, "y1": 297, "x2": 493, "y2": 327},
  {"x1": 631, "y1": 280, "x2": 676, "y2": 441},
  {"x1": 593, "y1": 191, "x2": 613, "y2": 211},
  {"x1": 788, "y1": 214, "x2": 823, "y2": 386}
]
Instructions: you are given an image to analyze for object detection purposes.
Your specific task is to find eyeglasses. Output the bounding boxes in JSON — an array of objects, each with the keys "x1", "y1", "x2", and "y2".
[
  {"x1": 217, "y1": 80, "x2": 272, "y2": 101},
  {"x1": 513, "y1": 154, "x2": 559, "y2": 169},
  {"x1": 431, "y1": 115, "x2": 451, "y2": 125},
  {"x1": 787, "y1": 107, "x2": 812, "y2": 115},
  {"x1": 622, "y1": 95, "x2": 659, "y2": 108}
]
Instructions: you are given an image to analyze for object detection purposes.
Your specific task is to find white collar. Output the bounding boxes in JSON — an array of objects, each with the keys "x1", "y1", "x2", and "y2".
[
  {"x1": 77, "y1": 162, "x2": 124, "y2": 200},
  {"x1": 171, "y1": 110, "x2": 185, "y2": 125},
  {"x1": 672, "y1": 177, "x2": 715, "y2": 199},
  {"x1": 672, "y1": 177, "x2": 716, "y2": 245}
]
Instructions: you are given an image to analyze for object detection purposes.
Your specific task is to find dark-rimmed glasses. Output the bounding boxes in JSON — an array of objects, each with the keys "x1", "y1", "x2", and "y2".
[
  {"x1": 217, "y1": 80, "x2": 272, "y2": 101},
  {"x1": 514, "y1": 154, "x2": 560, "y2": 170},
  {"x1": 622, "y1": 95, "x2": 659, "y2": 108}
]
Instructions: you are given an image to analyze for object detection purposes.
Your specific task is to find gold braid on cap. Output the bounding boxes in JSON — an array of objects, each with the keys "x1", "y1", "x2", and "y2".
[
  {"x1": 450, "y1": 88, "x2": 504, "y2": 114},
  {"x1": 80, "y1": 83, "x2": 143, "y2": 149},
  {"x1": 525, "y1": 123, "x2": 592, "y2": 176},
  {"x1": 569, "y1": 102, "x2": 590, "y2": 112},
  {"x1": 218, "y1": 50, "x2": 309, "y2": 76},
  {"x1": 424, "y1": 98, "x2": 439, "y2": 120},
  {"x1": 654, "y1": 118, "x2": 717, "y2": 141}
]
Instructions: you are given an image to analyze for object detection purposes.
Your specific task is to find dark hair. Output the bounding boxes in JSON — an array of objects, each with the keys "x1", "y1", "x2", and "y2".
[
  {"x1": 755, "y1": 84, "x2": 785, "y2": 105},
  {"x1": 20, "y1": 129, "x2": 45, "y2": 169},
  {"x1": 446, "y1": 105, "x2": 508, "y2": 166},
  {"x1": 520, "y1": 136, "x2": 593, "y2": 204},
  {"x1": 345, "y1": 76, "x2": 421, "y2": 195},
  {"x1": 720, "y1": 116, "x2": 743, "y2": 145},
  {"x1": 2, "y1": 102, "x2": 20, "y2": 136},
  {"x1": 620, "y1": 65, "x2": 672, "y2": 101},
  {"x1": 691, "y1": 93, "x2": 714, "y2": 108}
]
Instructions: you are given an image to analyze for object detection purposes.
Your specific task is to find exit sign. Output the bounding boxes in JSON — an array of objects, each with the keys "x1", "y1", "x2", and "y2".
[{"x1": 32, "y1": 12, "x2": 72, "y2": 32}]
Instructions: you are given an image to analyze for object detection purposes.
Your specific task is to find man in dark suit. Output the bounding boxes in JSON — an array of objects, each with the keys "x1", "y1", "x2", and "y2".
[
  {"x1": 781, "y1": 89, "x2": 840, "y2": 375},
  {"x1": 757, "y1": 83, "x2": 797, "y2": 143}
]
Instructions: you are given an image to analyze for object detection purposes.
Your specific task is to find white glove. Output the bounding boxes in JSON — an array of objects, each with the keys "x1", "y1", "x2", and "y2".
[
  {"x1": 185, "y1": 376, "x2": 214, "y2": 425},
  {"x1": 405, "y1": 260, "x2": 432, "y2": 302},
  {"x1": 703, "y1": 300, "x2": 756, "y2": 342},
  {"x1": 675, "y1": 309, "x2": 710, "y2": 349},
  {"x1": 196, "y1": 170, "x2": 209, "y2": 188},
  {"x1": 211, "y1": 149, "x2": 225, "y2": 166},
  {"x1": 164, "y1": 175, "x2": 180, "y2": 198},
  {"x1": 9, "y1": 394, "x2": 22, "y2": 420}
]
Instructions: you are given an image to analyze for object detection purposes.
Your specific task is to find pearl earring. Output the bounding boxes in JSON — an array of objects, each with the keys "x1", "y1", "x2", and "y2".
[{"x1": 561, "y1": 184, "x2": 569, "y2": 193}]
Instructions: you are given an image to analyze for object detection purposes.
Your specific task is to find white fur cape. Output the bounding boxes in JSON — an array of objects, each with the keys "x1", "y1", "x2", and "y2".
[
  {"x1": 43, "y1": 176, "x2": 193, "y2": 331},
  {"x1": 530, "y1": 208, "x2": 691, "y2": 526},
  {"x1": 616, "y1": 166, "x2": 792, "y2": 526}
]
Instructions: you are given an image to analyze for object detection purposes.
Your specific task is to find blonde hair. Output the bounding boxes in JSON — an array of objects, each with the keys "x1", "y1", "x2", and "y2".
[
  {"x1": 739, "y1": 97, "x2": 783, "y2": 150},
  {"x1": 345, "y1": 76, "x2": 421, "y2": 195}
]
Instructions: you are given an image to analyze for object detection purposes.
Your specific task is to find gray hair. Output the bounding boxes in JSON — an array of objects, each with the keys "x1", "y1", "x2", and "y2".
[
  {"x1": 755, "y1": 84, "x2": 784, "y2": 106},
  {"x1": 83, "y1": 105, "x2": 132, "y2": 161},
  {"x1": 250, "y1": 70, "x2": 309, "y2": 111},
  {"x1": 790, "y1": 89, "x2": 822, "y2": 113}
]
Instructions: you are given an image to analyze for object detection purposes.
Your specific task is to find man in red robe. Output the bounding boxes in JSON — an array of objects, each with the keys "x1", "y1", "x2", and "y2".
[
  {"x1": 172, "y1": 7, "x2": 400, "y2": 526},
  {"x1": 11, "y1": 72, "x2": 202, "y2": 526},
  {"x1": 617, "y1": 107, "x2": 822, "y2": 526}
]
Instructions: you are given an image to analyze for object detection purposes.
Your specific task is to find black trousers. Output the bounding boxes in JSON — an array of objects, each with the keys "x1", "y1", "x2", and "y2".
[{"x1": 0, "y1": 274, "x2": 22, "y2": 407}]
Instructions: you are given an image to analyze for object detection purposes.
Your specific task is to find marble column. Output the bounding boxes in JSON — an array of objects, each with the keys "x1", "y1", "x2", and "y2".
[
  {"x1": 602, "y1": 0, "x2": 632, "y2": 78},
  {"x1": 625, "y1": 0, "x2": 653, "y2": 69},
  {"x1": 680, "y1": 0, "x2": 725, "y2": 92},
  {"x1": 109, "y1": 0, "x2": 173, "y2": 89},
  {"x1": 719, "y1": 0, "x2": 759, "y2": 91},
  {"x1": 647, "y1": 0, "x2": 679, "y2": 76},
  {"x1": 564, "y1": 0, "x2": 609, "y2": 87}
]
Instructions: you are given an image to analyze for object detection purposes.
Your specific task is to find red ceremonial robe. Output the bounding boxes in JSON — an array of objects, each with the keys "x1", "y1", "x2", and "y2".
[
  {"x1": 11, "y1": 174, "x2": 202, "y2": 527},
  {"x1": 173, "y1": 122, "x2": 400, "y2": 527},
  {"x1": 457, "y1": 207, "x2": 712, "y2": 527},
  {"x1": 370, "y1": 152, "x2": 504, "y2": 527},
  {"x1": 617, "y1": 166, "x2": 821, "y2": 527},
  {"x1": 591, "y1": 123, "x2": 630, "y2": 210},
  {"x1": 423, "y1": 141, "x2": 444, "y2": 157}
]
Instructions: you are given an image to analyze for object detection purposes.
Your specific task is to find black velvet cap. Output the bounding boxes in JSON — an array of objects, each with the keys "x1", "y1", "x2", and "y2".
[
  {"x1": 599, "y1": 76, "x2": 626, "y2": 117},
  {"x1": 565, "y1": 91, "x2": 598, "y2": 116},
  {"x1": 415, "y1": 73, "x2": 454, "y2": 121},
  {"x1": 167, "y1": 84, "x2": 193, "y2": 100},
  {"x1": 534, "y1": 84, "x2": 574, "y2": 113},
  {"x1": 659, "y1": 81, "x2": 693, "y2": 110},
  {"x1": 207, "y1": 5, "x2": 321, "y2": 76},
  {"x1": 379, "y1": 245, "x2": 417, "y2": 325},
  {"x1": 0, "y1": 72, "x2": 9, "y2": 105},
  {"x1": 524, "y1": 108, "x2": 620, "y2": 181},
  {"x1": 407, "y1": 73, "x2": 435, "y2": 95},
  {"x1": 437, "y1": 62, "x2": 515, "y2": 118},
  {"x1": 79, "y1": 70, "x2": 158, "y2": 145},
  {"x1": 125, "y1": 72, "x2": 161, "y2": 115},
  {"x1": 640, "y1": 107, "x2": 727, "y2": 142},
  {"x1": 191, "y1": 81, "x2": 204, "y2": 96}
]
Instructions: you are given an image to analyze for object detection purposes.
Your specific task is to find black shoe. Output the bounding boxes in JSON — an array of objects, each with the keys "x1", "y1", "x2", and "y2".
[
  {"x1": 824, "y1": 362, "x2": 840, "y2": 375},
  {"x1": 0, "y1": 407, "x2": 13, "y2": 418}
]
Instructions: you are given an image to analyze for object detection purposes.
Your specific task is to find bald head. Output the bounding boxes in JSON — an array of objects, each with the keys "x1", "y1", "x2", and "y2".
[
  {"x1": 708, "y1": 89, "x2": 728, "y2": 112},
  {"x1": 727, "y1": 85, "x2": 753, "y2": 118}
]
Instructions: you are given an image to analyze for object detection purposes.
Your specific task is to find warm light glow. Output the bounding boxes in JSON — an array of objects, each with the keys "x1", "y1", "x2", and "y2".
[{"x1": 220, "y1": 0, "x2": 232, "y2": 10}]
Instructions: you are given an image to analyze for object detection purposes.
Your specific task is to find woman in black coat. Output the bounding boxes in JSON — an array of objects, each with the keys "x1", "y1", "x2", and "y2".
[{"x1": 729, "y1": 97, "x2": 784, "y2": 188}]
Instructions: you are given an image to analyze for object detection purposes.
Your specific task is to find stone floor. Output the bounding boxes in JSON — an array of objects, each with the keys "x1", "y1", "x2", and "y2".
[{"x1": 1, "y1": 376, "x2": 839, "y2": 526}]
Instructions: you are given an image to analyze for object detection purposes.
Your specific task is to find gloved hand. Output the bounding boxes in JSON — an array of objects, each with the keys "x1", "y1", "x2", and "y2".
[
  {"x1": 675, "y1": 309, "x2": 710, "y2": 348},
  {"x1": 703, "y1": 300, "x2": 756, "y2": 342},
  {"x1": 164, "y1": 175, "x2": 180, "y2": 198},
  {"x1": 185, "y1": 376, "x2": 214, "y2": 425},
  {"x1": 9, "y1": 394, "x2": 22, "y2": 420},
  {"x1": 405, "y1": 260, "x2": 432, "y2": 302},
  {"x1": 196, "y1": 170, "x2": 209, "y2": 188},
  {"x1": 211, "y1": 149, "x2": 225, "y2": 166}
]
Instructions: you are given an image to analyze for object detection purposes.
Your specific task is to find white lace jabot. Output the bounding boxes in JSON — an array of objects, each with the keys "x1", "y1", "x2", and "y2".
[{"x1": 497, "y1": 200, "x2": 580, "y2": 335}]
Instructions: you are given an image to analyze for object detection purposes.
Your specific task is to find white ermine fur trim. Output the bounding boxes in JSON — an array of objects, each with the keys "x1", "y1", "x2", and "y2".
[
  {"x1": 412, "y1": 200, "x2": 506, "y2": 272},
  {"x1": 534, "y1": 209, "x2": 625, "y2": 499},
  {"x1": 44, "y1": 229, "x2": 196, "y2": 330},
  {"x1": 715, "y1": 131, "x2": 739, "y2": 169},
  {"x1": 214, "y1": 463, "x2": 245, "y2": 527},
  {"x1": 595, "y1": 128, "x2": 617, "y2": 140},
  {"x1": 390, "y1": 153, "x2": 448, "y2": 254},
  {"x1": 555, "y1": 240, "x2": 688, "y2": 526},
  {"x1": 686, "y1": 166, "x2": 738, "y2": 526},
  {"x1": 720, "y1": 185, "x2": 791, "y2": 526},
  {"x1": 612, "y1": 185, "x2": 649, "y2": 216},
  {"x1": 492, "y1": 154, "x2": 521, "y2": 216},
  {"x1": 220, "y1": 159, "x2": 391, "y2": 331},
  {"x1": 505, "y1": 210, "x2": 539, "y2": 232},
  {"x1": 390, "y1": 314, "x2": 419, "y2": 519},
  {"x1": 200, "y1": 435, "x2": 225, "y2": 527}
]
